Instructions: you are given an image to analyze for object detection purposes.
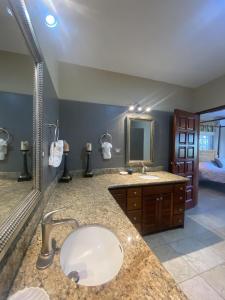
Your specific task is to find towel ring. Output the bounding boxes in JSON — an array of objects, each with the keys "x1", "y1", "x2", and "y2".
[
  {"x1": 0, "y1": 128, "x2": 10, "y2": 143},
  {"x1": 99, "y1": 132, "x2": 112, "y2": 145}
]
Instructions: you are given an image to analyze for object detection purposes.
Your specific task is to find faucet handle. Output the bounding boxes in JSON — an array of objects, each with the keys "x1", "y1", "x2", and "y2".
[{"x1": 42, "y1": 206, "x2": 70, "y2": 223}]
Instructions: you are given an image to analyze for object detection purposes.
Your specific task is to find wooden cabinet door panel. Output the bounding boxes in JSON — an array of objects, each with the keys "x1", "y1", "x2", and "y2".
[
  {"x1": 142, "y1": 195, "x2": 159, "y2": 233},
  {"x1": 159, "y1": 193, "x2": 173, "y2": 230}
]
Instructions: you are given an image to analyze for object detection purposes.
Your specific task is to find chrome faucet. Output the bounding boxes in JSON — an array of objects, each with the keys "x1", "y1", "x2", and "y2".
[
  {"x1": 36, "y1": 207, "x2": 79, "y2": 270},
  {"x1": 141, "y1": 162, "x2": 148, "y2": 174}
]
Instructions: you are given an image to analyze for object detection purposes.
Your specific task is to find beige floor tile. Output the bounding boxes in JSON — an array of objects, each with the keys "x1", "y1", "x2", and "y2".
[
  {"x1": 179, "y1": 276, "x2": 223, "y2": 300},
  {"x1": 169, "y1": 237, "x2": 205, "y2": 255},
  {"x1": 163, "y1": 256, "x2": 197, "y2": 283},
  {"x1": 208, "y1": 241, "x2": 225, "y2": 260},
  {"x1": 201, "y1": 264, "x2": 225, "y2": 299},
  {"x1": 151, "y1": 244, "x2": 180, "y2": 262},
  {"x1": 183, "y1": 247, "x2": 224, "y2": 273},
  {"x1": 143, "y1": 232, "x2": 167, "y2": 248},
  {"x1": 161, "y1": 228, "x2": 188, "y2": 243}
]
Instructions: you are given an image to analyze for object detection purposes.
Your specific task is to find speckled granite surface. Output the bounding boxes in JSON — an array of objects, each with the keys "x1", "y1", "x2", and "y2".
[
  {"x1": 0, "y1": 178, "x2": 32, "y2": 225},
  {"x1": 10, "y1": 172, "x2": 187, "y2": 300}
]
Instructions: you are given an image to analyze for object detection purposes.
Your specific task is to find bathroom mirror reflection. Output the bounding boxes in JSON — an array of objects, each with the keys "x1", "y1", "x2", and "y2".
[
  {"x1": 126, "y1": 116, "x2": 154, "y2": 165},
  {"x1": 0, "y1": 0, "x2": 34, "y2": 226}
]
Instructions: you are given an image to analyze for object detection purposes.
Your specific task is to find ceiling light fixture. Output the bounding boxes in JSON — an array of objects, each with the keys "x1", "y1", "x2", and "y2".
[
  {"x1": 45, "y1": 14, "x2": 57, "y2": 28},
  {"x1": 146, "y1": 107, "x2": 151, "y2": 112},
  {"x1": 129, "y1": 105, "x2": 135, "y2": 111},
  {"x1": 137, "y1": 106, "x2": 142, "y2": 112}
]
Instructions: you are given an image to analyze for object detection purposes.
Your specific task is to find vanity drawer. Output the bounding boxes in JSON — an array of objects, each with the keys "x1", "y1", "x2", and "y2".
[
  {"x1": 127, "y1": 197, "x2": 142, "y2": 211},
  {"x1": 127, "y1": 187, "x2": 142, "y2": 198},
  {"x1": 174, "y1": 184, "x2": 186, "y2": 195},
  {"x1": 173, "y1": 203, "x2": 185, "y2": 215},
  {"x1": 173, "y1": 214, "x2": 184, "y2": 226},
  {"x1": 127, "y1": 210, "x2": 142, "y2": 224},
  {"x1": 173, "y1": 193, "x2": 185, "y2": 204},
  {"x1": 143, "y1": 185, "x2": 172, "y2": 196}
]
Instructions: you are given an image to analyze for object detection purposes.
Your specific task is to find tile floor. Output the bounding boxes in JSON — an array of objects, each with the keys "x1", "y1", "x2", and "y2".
[{"x1": 144, "y1": 181, "x2": 225, "y2": 300}]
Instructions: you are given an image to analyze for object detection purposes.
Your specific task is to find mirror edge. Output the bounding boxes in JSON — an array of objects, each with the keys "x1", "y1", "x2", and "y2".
[
  {"x1": 126, "y1": 114, "x2": 155, "y2": 166},
  {"x1": 0, "y1": 0, "x2": 43, "y2": 262}
]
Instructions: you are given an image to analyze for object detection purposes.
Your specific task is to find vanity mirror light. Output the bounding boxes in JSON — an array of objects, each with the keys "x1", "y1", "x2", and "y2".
[
  {"x1": 0, "y1": 0, "x2": 43, "y2": 261},
  {"x1": 126, "y1": 115, "x2": 155, "y2": 166}
]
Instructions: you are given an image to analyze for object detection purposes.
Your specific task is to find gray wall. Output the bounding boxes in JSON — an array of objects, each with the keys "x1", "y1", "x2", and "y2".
[
  {"x1": 193, "y1": 74, "x2": 225, "y2": 112},
  {"x1": 59, "y1": 99, "x2": 172, "y2": 171},
  {"x1": 42, "y1": 63, "x2": 59, "y2": 190},
  {"x1": 0, "y1": 91, "x2": 32, "y2": 172}
]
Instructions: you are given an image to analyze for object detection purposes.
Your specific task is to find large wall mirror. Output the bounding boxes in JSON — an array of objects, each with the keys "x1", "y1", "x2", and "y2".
[
  {"x1": 0, "y1": 0, "x2": 43, "y2": 261},
  {"x1": 126, "y1": 115, "x2": 155, "y2": 165}
]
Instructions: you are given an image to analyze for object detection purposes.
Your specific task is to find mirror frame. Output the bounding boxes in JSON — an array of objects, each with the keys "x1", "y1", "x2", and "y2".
[
  {"x1": 0, "y1": 0, "x2": 43, "y2": 261},
  {"x1": 126, "y1": 114, "x2": 155, "y2": 166}
]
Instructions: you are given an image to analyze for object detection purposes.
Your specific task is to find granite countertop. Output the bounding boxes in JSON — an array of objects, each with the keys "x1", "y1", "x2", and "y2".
[{"x1": 10, "y1": 172, "x2": 187, "y2": 300}]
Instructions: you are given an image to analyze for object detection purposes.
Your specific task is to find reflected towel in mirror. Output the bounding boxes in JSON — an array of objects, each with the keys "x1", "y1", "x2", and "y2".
[{"x1": 49, "y1": 140, "x2": 64, "y2": 167}]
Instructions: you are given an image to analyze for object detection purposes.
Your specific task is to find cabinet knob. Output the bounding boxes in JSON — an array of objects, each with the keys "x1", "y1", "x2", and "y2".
[
  {"x1": 160, "y1": 197, "x2": 163, "y2": 200},
  {"x1": 156, "y1": 198, "x2": 160, "y2": 201},
  {"x1": 133, "y1": 217, "x2": 137, "y2": 221},
  {"x1": 133, "y1": 203, "x2": 136, "y2": 207},
  {"x1": 179, "y1": 208, "x2": 183, "y2": 212},
  {"x1": 134, "y1": 191, "x2": 137, "y2": 195},
  {"x1": 180, "y1": 187, "x2": 183, "y2": 191},
  {"x1": 179, "y1": 219, "x2": 182, "y2": 223},
  {"x1": 179, "y1": 196, "x2": 183, "y2": 200}
]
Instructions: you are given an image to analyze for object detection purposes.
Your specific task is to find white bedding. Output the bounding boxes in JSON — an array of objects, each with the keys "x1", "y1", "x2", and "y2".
[{"x1": 199, "y1": 161, "x2": 225, "y2": 183}]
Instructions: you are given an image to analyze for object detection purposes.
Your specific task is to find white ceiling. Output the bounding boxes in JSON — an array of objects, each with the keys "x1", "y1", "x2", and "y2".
[
  {"x1": 0, "y1": 0, "x2": 29, "y2": 54},
  {"x1": 25, "y1": 0, "x2": 225, "y2": 88}
]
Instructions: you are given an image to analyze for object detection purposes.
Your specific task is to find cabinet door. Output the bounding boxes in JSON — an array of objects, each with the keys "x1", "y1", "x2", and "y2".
[
  {"x1": 158, "y1": 193, "x2": 173, "y2": 230},
  {"x1": 142, "y1": 195, "x2": 159, "y2": 234}
]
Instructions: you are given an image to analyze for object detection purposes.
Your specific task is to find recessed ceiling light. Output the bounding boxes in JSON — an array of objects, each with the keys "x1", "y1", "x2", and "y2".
[
  {"x1": 7, "y1": 7, "x2": 13, "y2": 16},
  {"x1": 129, "y1": 105, "x2": 135, "y2": 111},
  {"x1": 137, "y1": 106, "x2": 142, "y2": 112},
  {"x1": 45, "y1": 14, "x2": 57, "y2": 28},
  {"x1": 146, "y1": 107, "x2": 151, "y2": 112}
]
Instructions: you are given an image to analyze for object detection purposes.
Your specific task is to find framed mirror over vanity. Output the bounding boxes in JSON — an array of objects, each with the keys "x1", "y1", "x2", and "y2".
[
  {"x1": 0, "y1": 0, "x2": 43, "y2": 266},
  {"x1": 126, "y1": 114, "x2": 155, "y2": 166}
]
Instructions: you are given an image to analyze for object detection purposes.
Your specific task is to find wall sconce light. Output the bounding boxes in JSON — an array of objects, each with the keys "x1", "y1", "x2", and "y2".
[{"x1": 137, "y1": 106, "x2": 142, "y2": 112}]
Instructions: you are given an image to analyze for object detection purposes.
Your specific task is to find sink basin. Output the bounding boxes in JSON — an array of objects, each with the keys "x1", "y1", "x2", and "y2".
[
  {"x1": 139, "y1": 175, "x2": 160, "y2": 180},
  {"x1": 60, "y1": 224, "x2": 124, "y2": 286}
]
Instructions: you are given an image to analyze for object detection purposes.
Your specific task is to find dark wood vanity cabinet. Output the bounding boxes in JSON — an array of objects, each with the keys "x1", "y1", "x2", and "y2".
[{"x1": 109, "y1": 182, "x2": 186, "y2": 235}]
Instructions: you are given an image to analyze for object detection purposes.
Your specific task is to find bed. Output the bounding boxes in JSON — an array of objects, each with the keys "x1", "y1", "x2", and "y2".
[{"x1": 199, "y1": 150, "x2": 225, "y2": 183}]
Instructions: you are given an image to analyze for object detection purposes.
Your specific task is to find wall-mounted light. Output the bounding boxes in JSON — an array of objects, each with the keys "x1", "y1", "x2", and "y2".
[
  {"x1": 129, "y1": 105, "x2": 135, "y2": 111},
  {"x1": 137, "y1": 106, "x2": 142, "y2": 112},
  {"x1": 45, "y1": 14, "x2": 58, "y2": 28},
  {"x1": 146, "y1": 107, "x2": 151, "y2": 112},
  {"x1": 7, "y1": 7, "x2": 13, "y2": 16}
]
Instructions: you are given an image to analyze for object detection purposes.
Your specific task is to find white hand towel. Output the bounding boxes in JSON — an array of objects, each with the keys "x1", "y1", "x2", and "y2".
[
  {"x1": 0, "y1": 138, "x2": 7, "y2": 160},
  {"x1": 49, "y1": 140, "x2": 64, "y2": 167},
  {"x1": 101, "y1": 142, "x2": 112, "y2": 160}
]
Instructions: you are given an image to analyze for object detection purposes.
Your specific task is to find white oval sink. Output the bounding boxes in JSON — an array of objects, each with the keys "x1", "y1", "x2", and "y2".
[
  {"x1": 60, "y1": 225, "x2": 124, "y2": 286},
  {"x1": 139, "y1": 175, "x2": 159, "y2": 180}
]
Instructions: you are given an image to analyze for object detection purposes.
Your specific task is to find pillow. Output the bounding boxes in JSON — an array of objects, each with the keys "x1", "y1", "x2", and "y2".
[{"x1": 215, "y1": 157, "x2": 224, "y2": 168}]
